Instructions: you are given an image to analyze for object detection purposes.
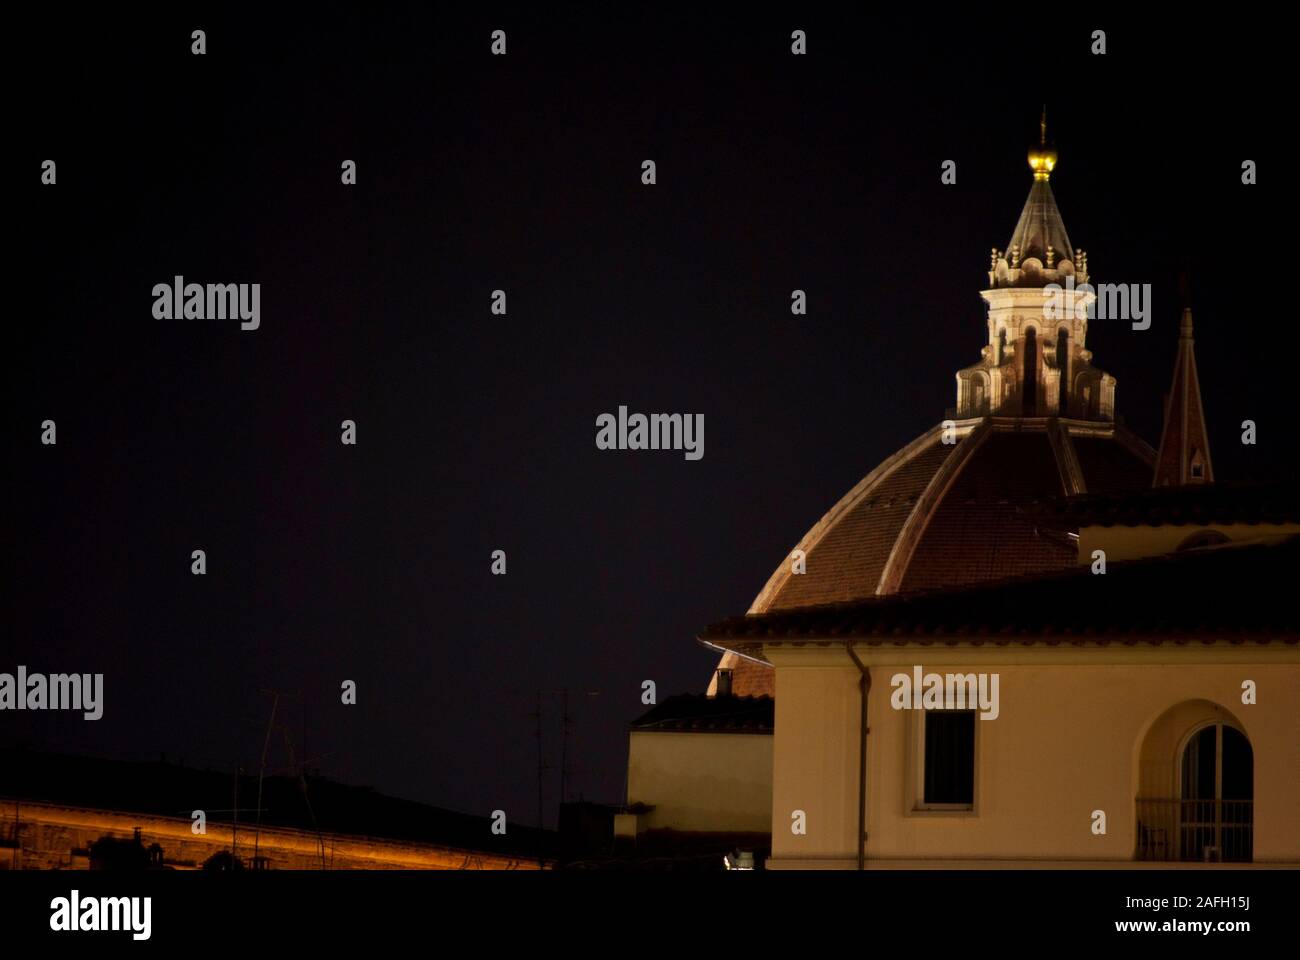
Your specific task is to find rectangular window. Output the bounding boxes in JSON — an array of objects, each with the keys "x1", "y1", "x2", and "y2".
[{"x1": 923, "y1": 711, "x2": 975, "y2": 806}]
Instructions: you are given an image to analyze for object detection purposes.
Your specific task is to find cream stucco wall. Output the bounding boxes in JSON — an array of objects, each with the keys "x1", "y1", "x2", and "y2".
[
  {"x1": 767, "y1": 645, "x2": 1300, "y2": 868},
  {"x1": 627, "y1": 730, "x2": 772, "y2": 833}
]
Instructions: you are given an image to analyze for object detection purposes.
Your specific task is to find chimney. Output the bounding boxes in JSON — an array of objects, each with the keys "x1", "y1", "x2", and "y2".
[{"x1": 715, "y1": 668, "x2": 733, "y2": 697}]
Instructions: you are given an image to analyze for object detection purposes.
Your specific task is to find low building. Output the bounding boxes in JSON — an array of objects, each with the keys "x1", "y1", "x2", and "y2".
[{"x1": 616, "y1": 693, "x2": 772, "y2": 863}]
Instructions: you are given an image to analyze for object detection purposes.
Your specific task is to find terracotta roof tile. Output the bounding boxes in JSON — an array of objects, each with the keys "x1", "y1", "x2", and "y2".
[
  {"x1": 724, "y1": 421, "x2": 1158, "y2": 695},
  {"x1": 767, "y1": 440, "x2": 954, "y2": 610},
  {"x1": 900, "y1": 433, "x2": 1074, "y2": 592},
  {"x1": 1073, "y1": 435, "x2": 1155, "y2": 494}
]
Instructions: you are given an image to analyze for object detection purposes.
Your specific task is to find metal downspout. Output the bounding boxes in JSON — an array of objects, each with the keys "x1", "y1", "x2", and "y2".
[{"x1": 846, "y1": 644, "x2": 870, "y2": 870}]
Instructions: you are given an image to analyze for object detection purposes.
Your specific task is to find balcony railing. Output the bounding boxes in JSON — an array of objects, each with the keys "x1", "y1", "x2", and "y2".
[{"x1": 1135, "y1": 798, "x2": 1253, "y2": 862}]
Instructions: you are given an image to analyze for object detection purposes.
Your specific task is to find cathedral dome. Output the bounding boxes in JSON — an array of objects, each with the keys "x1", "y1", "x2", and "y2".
[
  {"x1": 712, "y1": 419, "x2": 1155, "y2": 697},
  {"x1": 754, "y1": 419, "x2": 1153, "y2": 611},
  {"x1": 710, "y1": 120, "x2": 1172, "y2": 698}
]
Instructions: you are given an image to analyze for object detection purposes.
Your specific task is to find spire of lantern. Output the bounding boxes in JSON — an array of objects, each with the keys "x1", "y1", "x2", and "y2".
[
  {"x1": 993, "y1": 110, "x2": 1076, "y2": 280},
  {"x1": 1027, "y1": 105, "x2": 1057, "y2": 182}
]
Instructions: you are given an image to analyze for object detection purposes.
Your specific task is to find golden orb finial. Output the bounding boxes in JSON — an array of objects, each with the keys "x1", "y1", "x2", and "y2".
[{"x1": 1027, "y1": 105, "x2": 1057, "y2": 181}]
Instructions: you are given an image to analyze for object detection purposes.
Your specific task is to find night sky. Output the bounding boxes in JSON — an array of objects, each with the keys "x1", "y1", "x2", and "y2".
[{"x1": 8, "y1": 7, "x2": 1290, "y2": 826}]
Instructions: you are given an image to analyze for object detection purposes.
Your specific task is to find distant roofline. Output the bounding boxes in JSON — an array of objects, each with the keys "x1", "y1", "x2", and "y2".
[
  {"x1": 700, "y1": 535, "x2": 1300, "y2": 655},
  {"x1": 1027, "y1": 480, "x2": 1300, "y2": 529},
  {"x1": 629, "y1": 693, "x2": 774, "y2": 734}
]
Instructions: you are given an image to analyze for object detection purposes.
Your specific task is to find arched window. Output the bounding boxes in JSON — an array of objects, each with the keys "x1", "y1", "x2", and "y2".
[
  {"x1": 1176, "y1": 529, "x2": 1229, "y2": 551},
  {"x1": 1022, "y1": 328, "x2": 1038, "y2": 414},
  {"x1": 1056, "y1": 328, "x2": 1069, "y2": 415},
  {"x1": 997, "y1": 328, "x2": 1007, "y2": 364},
  {"x1": 1180, "y1": 723, "x2": 1253, "y2": 862}
]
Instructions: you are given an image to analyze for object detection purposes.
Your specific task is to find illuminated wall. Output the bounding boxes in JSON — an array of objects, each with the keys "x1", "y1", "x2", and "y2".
[
  {"x1": 625, "y1": 730, "x2": 772, "y2": 834},
  {"x1": 0, "y1": 800, "x2": 545, "y2": 870},
  {"x1": 765, "y1": 647, "x2": 1300, "y2": 869}
]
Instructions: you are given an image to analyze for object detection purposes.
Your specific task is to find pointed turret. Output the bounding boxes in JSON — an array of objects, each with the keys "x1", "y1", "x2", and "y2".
[
  {"x1": 1006, "y1": 109, "x2": 1073, "y2": 267},
  {"x1": 1005, "y1": 178, "x2": 1074, "y2": 269},
  {"x1": 989, "y1": 108, "x2": 1085, "y2": 287},
  {"x1": 955, "y1": 113, "x2": 1114, "y2": 421},
  {"x1": 1154, "y1": 309, "x2": 1214, "y2": 486}
]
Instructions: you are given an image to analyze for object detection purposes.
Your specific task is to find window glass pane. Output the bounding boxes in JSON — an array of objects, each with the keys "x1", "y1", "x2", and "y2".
[
  {"x1": 1182, "y1": 726, "x2": 1216, "y2": 800},
  {"x1": 924, "y1": 711, "x2": 974, "y2": 805},
  {"x1": 1221, "y1": 726, "x2": 1252, "y2": 801}
]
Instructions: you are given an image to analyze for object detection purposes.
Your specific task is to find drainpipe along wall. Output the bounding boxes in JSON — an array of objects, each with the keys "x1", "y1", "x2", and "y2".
[{"x1": 846, "y1": 644, "x2": 870, "y2": 870}]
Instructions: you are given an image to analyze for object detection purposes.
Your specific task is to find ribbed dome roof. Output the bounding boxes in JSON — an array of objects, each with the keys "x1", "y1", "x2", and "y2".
[{"x1": 714, "y1": 418, "x2": 1155, "y2": 696}]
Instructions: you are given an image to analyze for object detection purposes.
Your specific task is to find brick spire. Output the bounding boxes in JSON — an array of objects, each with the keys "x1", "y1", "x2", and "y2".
[{"x1": 1154, "y1": 308, "x2": 1214, "y2": 486}]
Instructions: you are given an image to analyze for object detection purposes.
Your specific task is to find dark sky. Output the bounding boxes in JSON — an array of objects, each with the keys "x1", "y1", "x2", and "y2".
[{"x1": 7, "y1": 6, "x2": 1290, "y2": 826}]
